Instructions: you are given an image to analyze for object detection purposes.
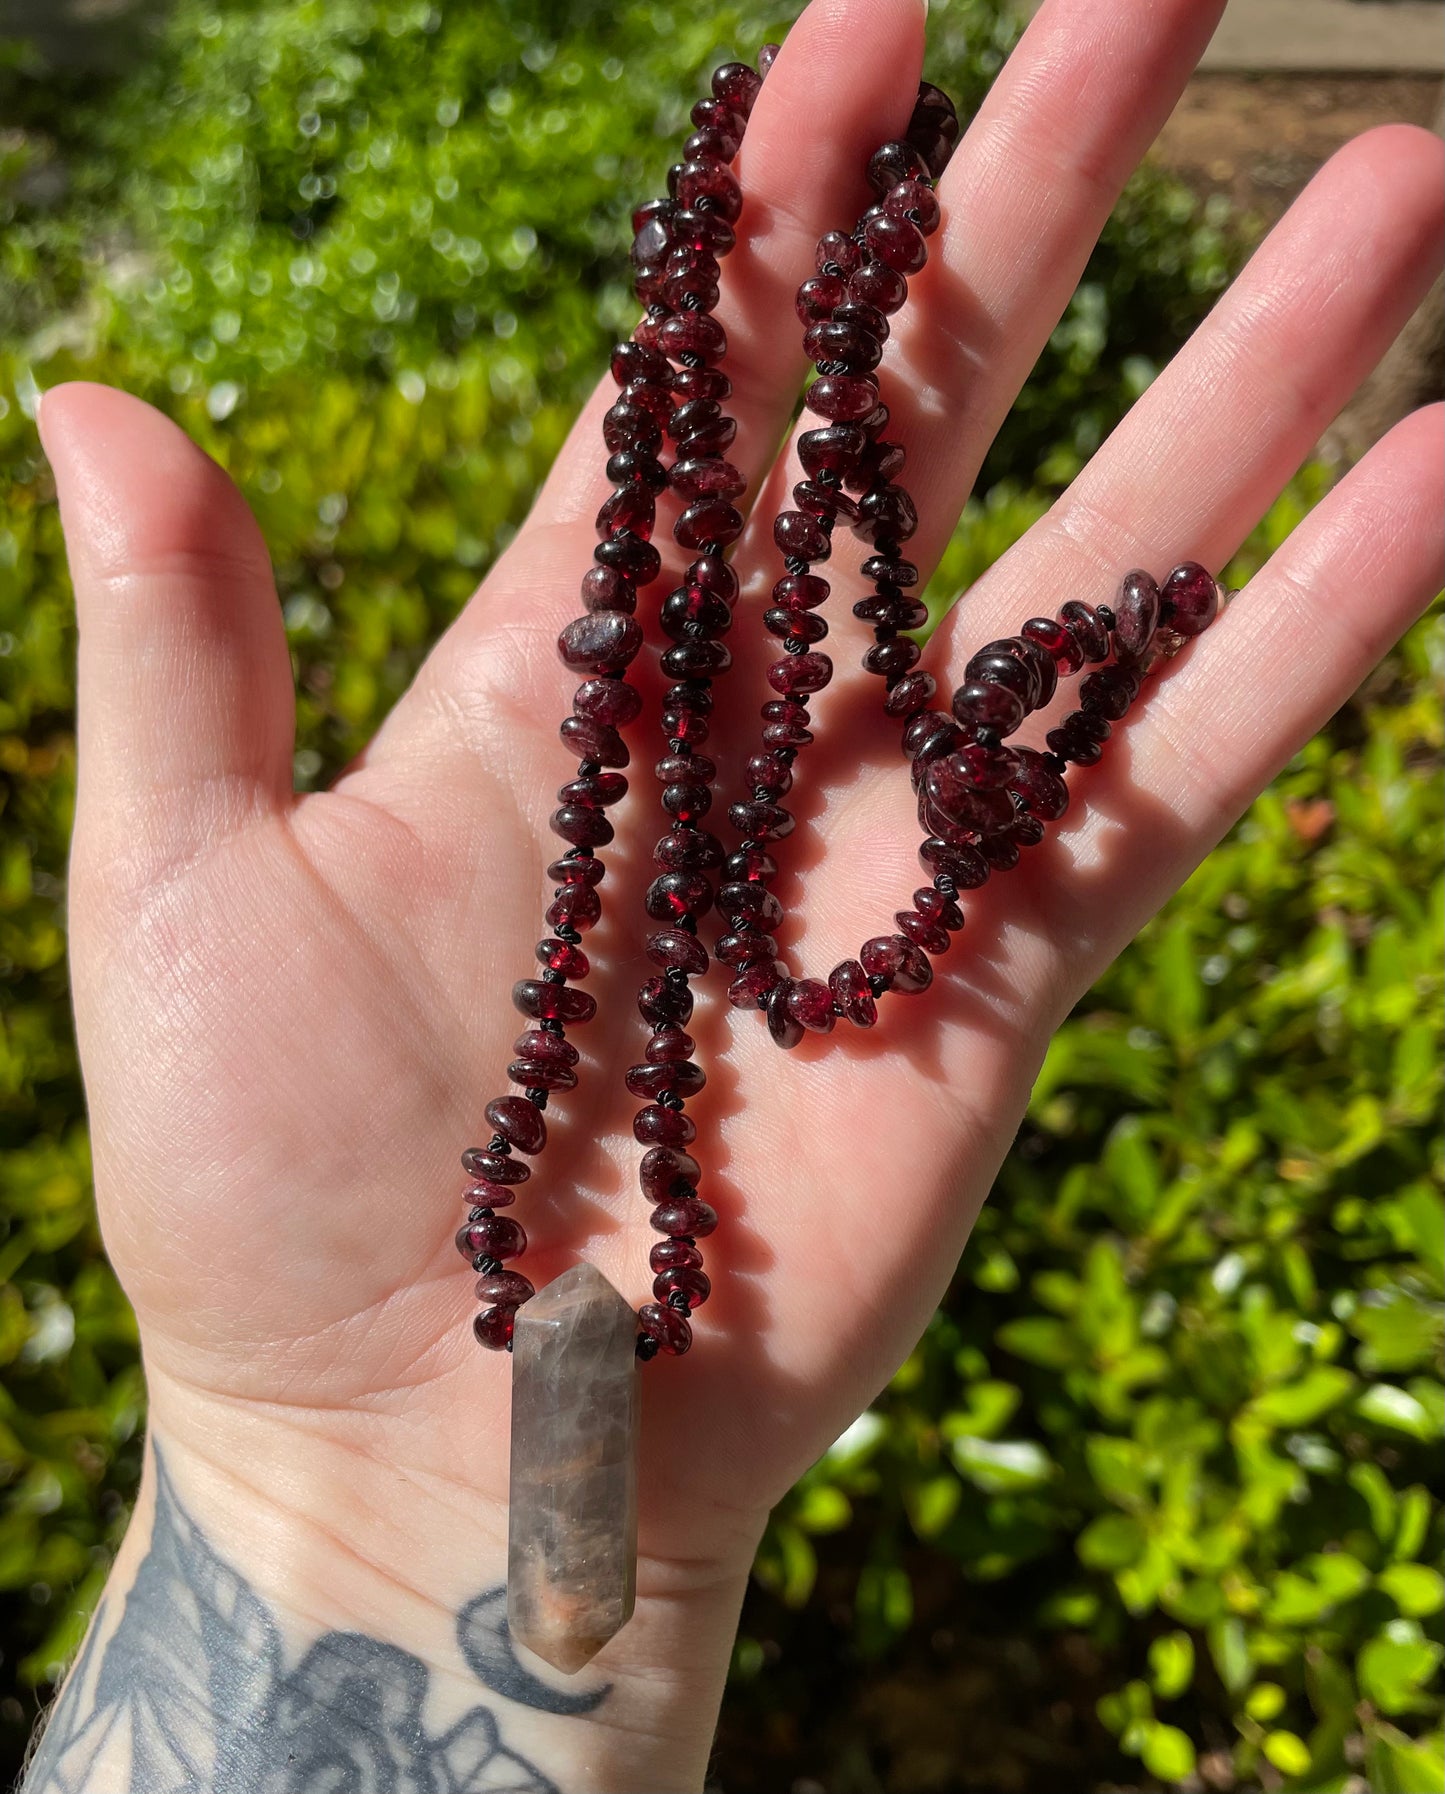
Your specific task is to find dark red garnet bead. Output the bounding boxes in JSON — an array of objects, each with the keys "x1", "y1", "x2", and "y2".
[
  {"x1": 473, "y1": 1307, "x2": 516, "y2": 1351},
  {"x1": 634, "y1": 1104, "x2": 698, "y2": 1148},
  {"x1": 484, "y1": 1096, "x2": 546, "y2": 1156},
  {"x1": 829, "y1": 959, "x2": 877, "y2": 1027},
  {"x1": 650, "y1": 1238, "x2": 704, "y2": 1274},
  {"x1": 638, "y1": 1301, "x2": 693, "y2": 1356},
  {"x1": 639, "y1": 1146, "x2": 702, "y2": 1202},
  {"x1": 654, "y1": 1266, "x2": 711, "y2": 1308},
  {"x1": 861, "y1": 934, "x2": 933, "y2": 994},
  {"x1": 766, "y1": 981, "x2": 806, "y2": 1049},
  {"x1": 650, "y1": 1196, "x2": 718, "y2": 1238},
  {"x1": 456, "y1": 1214, "x2": 526, "y2": 1263},
  {"x1": 1160, "y1": 560, "x2": 1220, "y2": 635},
  {"x1": 475, "y1": 1269, "x2": 536, "y2": 1307},
  {"x1": 1113, "y1": 570, "x2": 1161, "y2": 661},
  {"x1": 645, "y1": 1024, "x2": 696, "y2": 1064},
  {"x1": 461, "y1": 1147, "x2": 530, "y2": 1186},
  {"x1": 512, "y1": 980, "x2": 597, "y2": 1025}
]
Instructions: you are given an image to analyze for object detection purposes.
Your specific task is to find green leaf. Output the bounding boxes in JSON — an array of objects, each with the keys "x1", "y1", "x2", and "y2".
[
  {"x1": 995, "y1": 1316, "x2": 1077, "y2": 1369},
  {"x1": 1139, "y1": 1720, "x2": 1196, "y2": 1783},
  {"x1": 1262, "y1": 1730, "x2": 1312, "y2": 1777},
  {"x1": 1248, "y1": 1366, "x2": 1355, "y2": 1428},
  {"x1": 1378, "y1": 1564, "x2": 1445, "y2": 1619},
  {"x1": 1148, "y1": 1630, "x2": 1195, "y2": 1700},
  {"x1": 1357, "y1": 1384, "x2": 1434, "y2": 1440},
  {"x1": 1358, "y1": 1628, "x2": 1445, "y2": 1715},
  {"x1": 1364, "y1": 1723, "x2": 1445, "y2": 1794},
  {"x1": 1078, "y1": 1514, "x2": 1147, "y2": 1571},
  {"x1": 951, "y1": 1436, "x2": 1054, "y2": 1494}
]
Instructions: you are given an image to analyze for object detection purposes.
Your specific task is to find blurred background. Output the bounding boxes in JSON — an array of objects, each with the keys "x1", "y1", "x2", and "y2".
[{"x1": 0, "y1": 0, "x2": 1441, "y2": 1788}]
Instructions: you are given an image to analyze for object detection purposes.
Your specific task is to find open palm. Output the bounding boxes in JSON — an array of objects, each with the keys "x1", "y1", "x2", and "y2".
[{"x1": 42, "y1": 0, "x2": 1442, "y2": 1687}]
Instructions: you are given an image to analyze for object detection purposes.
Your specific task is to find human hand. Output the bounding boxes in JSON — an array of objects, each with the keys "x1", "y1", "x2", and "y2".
[{"x1": 29, "y1": 0, "x2": 1442, "y2": 1786}]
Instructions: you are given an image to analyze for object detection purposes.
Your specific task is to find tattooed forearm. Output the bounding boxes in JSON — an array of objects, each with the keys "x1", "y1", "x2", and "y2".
[{"x1": 21, "y1": 1446, "x2": 595, "y2": 1793}]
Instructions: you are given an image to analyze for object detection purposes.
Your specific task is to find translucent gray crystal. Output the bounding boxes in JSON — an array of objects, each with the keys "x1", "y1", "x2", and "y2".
[{"x1": 507, "y1": 1261, "x2": 639, "y2": 1674}]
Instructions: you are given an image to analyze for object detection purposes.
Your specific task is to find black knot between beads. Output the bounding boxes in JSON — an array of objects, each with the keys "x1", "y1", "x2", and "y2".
[
  {"x1": 636, "y1": 1333, "x2": 661, "y2": 1360},
  {"x1": 525, "y1": 1088, "x2": 549, "y2": 1109},
  {"x1": 867, "y1": 973, "x2": 889, "y2": 998}
]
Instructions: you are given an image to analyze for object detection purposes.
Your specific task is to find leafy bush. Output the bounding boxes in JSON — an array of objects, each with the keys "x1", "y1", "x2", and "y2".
[{"x1": 0, "y1": 0, "x2": 1439, "y2": 1786}]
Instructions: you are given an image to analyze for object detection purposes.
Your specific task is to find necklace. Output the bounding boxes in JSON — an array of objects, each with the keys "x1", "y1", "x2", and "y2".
[{"x1": 451, "y1": 47, "x2": 1223, "y2": 1674}]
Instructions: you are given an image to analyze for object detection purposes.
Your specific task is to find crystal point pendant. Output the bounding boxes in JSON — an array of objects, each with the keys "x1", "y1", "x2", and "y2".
[{"x1": 507, "y1": 1262, "x2": 640, "y2": 1674}]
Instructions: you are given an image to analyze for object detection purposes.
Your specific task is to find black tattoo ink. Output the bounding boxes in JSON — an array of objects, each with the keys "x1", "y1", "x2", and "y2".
[{"x1": 22, "y1": 1446, "x2": 584, "y2": 1793}]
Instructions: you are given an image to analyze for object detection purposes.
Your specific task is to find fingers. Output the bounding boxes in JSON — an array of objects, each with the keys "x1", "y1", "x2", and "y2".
[
  {"x1": 521, "y1": 0, "x2": 927, "y2": 541},
  {"x1": 1034, "y1": 403, "x2": 1444, "y2": 989},
  {"x1": 39, "y1": 383, "x2": 295, "y2": 890},
  {"x1": 722, "y1": 0, "x2": 1227, "y2": 714},
  {"x1": 930, "y1": 123, "x2": 1445, "y2": 692}
]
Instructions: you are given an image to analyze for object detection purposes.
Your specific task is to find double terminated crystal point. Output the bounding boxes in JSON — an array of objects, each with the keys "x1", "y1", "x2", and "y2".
[{"x1": 507, "y1": 1262, "x2": 640, "y2": 1673}]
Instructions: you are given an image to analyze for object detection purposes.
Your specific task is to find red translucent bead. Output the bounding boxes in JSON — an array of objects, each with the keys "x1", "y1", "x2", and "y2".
[
  {"x1": 728, "y1": 799, "x2": 794, "y2": 841},
  {"x1": 638, "y1": 1301, "x2": 693, "y2": 1356},
  {"x1": 766, "y1": 652, "x2": 832, "y2": 696},
  {"x1": 626, "y1": 1059, "x2": 706, "y2": 1100},
  {"x1": 903, "y1": 709, "x2": 964, "y2": 762},
  {"x1": 796, "y1": 273, "x2": 846, "y2": 324},
  {"x1": 719, "y1": 880, "x2": 784, "y2": 927},
  {"x1": 896, "y1": 910, "x2": 950, "y2": 954},
  {"x1": 766, "y1": 608, "x2": 828, "y2": 647},
  {"x1": 803, "y1": 319, "x2": 883, "y2": 373},
  {"x1": 461, "y1": 1147, "x2": 530, "y2": 1186},
  {"x1": 484, "y1": 1096, "x2": 547, "y2": 1156},
  {"x1": 981, "y1": 832, "x2": 1021, "y2": 870},
  {"x1": 712, "y1": 58, "x2": 762, "y2": 114},
  {"x1": 559, "y1": 771, "x2": 628, "y2": 809},
  {"x1": 653, "y1": 830, "x2": 724, "y2": 872},
  {"x1": 475, "y1": 1269, "x2": 535, "y2": 1307},
  {"x1": 805, "y1": 373, "x2": 880, "y2": 421},
  {"x1": 456, "y1": 1214, "x2": 526, "y2": 1262},
  {"x1": 863, "y1": 213, "x2": 926, "y2": 274},
  {"x1": 907, "y1": 81, "x2": 961, "y2": 177},
  {"x1": 815, "y1": 230, "x2": 862, "y2": 276},
  {"x1": 547, "y1": 855, "x2": 604, "y2": 889},
  {"x1": 573, "y1": 682, "x2": 640, "y2": 734},
  {"x1": 550, "y1": 805, "x2": 613, "y2": 848},
  {"x1": 919, "y1": 837, "x2": 989, "y2": 889},
  {"x1": 1059, "y1": 598, "x2": 1110, "y2": 663},
  {"x1": 645, "y1": 870, "x2": 713, "y2": 920},
  {"x1": 1160, "y1": 561, "x2": 1219, "y2": 636},
  {"x1": 654, "y1": 1266, "x2": 711, "y2": 1308},
  {"x1": 829, "y1": 958, "x2": 877, "y2": 1027},
  {"x1": 1014, "y1": 811, "x2": 1046, "y2": 846},
  {"x1": 611, "y1": 340, "x2": 671, "y2": 388},
  {"x1": 1080, "y1": 664, "x2": 1142, "y2": 720},
  {"x1": 670, "y1": 457, "x2": 746, "y2": 500},
  {"x1": 676, "y1": 498, "x2": 744, "y2": 550},
  {"x1": 849, "y1": 260, "x2": 908, "y2": 314},
  {"x1": 799, "y1": 424, "x2": 866, "y2": 479},
  {"x1": 639, "y1": 1145, "x2": 701, "y2": 1201},
  {"x1": 645, "y1": 1024, "x2": 696, "y2": 1064},
  {"x1": 951, "y1": 679, "x2": 1025, "y2": 736},
  {"x1": 638, "y1": 974, "x2": 693, "y2": 1029},
  {"x1": 747, "y1": 750, "x2": 794, "y2": 797},
  {"x1": 655, "y1": 751, "x2": 717, "y2": 784},
  {"x1": 650, "y1": 1195, "x2": 717, "y2": 1237},
  {"x1": 512, "y1": 1030, "x2": 578, "y2": 1071},
  {"x1": 535, "y1": 937, "x2": 589, "y2": 980},
  {"x1": 671, "y1": 365, "x2": 731, "y2": 404},
  {"x1": 473, "y1": 1306, "x2": 516, "y2": 1351},
  {"x1": 512, "y1": 980, "x2": 597, "y2": 1024},
  {"x1": 658, "y1": 312, "x2": 729, "y2": 365},
  {"x1": 885, "y1": 670, "x2": 937, "y2": 717},
  {"x1": 593, "y1": 532, "x2": 661, "y2": 587},
  {"x1": 462, "y1": 1180, "x2": 515, "y2": 1210},
  {"x1": 856, "y1": 482, "x2": 918, "y2": 544},
  {"x1": 560, "y1": 713, "x2": 629, "y2": 768},
  {"x1": 1113, "y1": 570, "x2": 1161, "y2": 660},
  {"x1": 581, "y1": 566, "x2": 636, "y2": 614},
  {"x1": 717, "y1": 929, "x2": 777, "y2": 967},
  {"x1": 1009, "y1": 747, "x2": 1070, "y2": 821},
  {"x1": 863, "y1": 637, "x2": 920, "y2": 681},
  {"x1": 646, "y1": 928, "x2": 709, "y2": 975},
  {"x1": 861, "y1": 934, "x2": 932, "y2": 994},
  {"x1": 914, "y1": 886, "x2": 964, "y2": 931},
  {"x1": 883, "y1": 177, "x2": 941, "y2": 235},
  {"x1": 674, "y1": 156, "x2": 742, "y2": 223},
  {"x1": 728, "y1": 959, "x2": 786, "y2": 1009},
  {"x1": 766, "y1": 981, "x2": 805, "y2": 1048},
  {"x1": 508, "y1": 1058, "x2": 576, "y2": 1093},
  {"x1": 634, "y1": 1104, "x2": 697, "y2": 1148},
  {"x1": 866, "y1": 139, "x2": 928, "y2": 193},
  {"x1": 774, "y1": 510, "x2": 831, "y2": 562},
  {"x1": 773, "y1": 572, "x2": 831, "y2": 610},
  {"x1": 787, "y1": 978, "x2": 836, "y2": 1033},
  {"x1": 1046, "y1": 718, "x2": 1103, "y2": 766},
  {"x1": 545, "y1": 882, "x2": 602, "y2": 933},
  {"x1": 1022, "y1": 614, "x2": 1085, "y2": 674},
  {"x1": 650, "y1": 1238, "x2": 704, "y2": 1273},
  {"x1": 558, "y1": 611, "x2": 643, "y2": 674},
  {"x1": 595, "y1": 485, "x2": 656, "y2": 543}
]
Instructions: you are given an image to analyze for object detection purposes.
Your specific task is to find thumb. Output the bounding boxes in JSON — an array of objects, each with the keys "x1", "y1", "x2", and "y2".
[{"x1": 40, "y1": 383, "x2": 295, "y2": 893}]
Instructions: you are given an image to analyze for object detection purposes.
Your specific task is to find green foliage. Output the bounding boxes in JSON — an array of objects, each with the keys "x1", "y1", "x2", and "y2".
[{"x1": 1, "y1": 0, "x2": 1440, "y2": 1785}]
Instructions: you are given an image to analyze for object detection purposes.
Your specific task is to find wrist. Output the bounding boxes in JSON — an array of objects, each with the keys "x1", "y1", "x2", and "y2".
[{"x1": 61, "y1": 1375, "x2": 761, "y2": 1794}]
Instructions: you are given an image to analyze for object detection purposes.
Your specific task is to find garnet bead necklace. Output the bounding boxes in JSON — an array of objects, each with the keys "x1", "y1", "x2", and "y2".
[{"x1": 458, "y1": 48, "x2": 1225, "y2": 1673}]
